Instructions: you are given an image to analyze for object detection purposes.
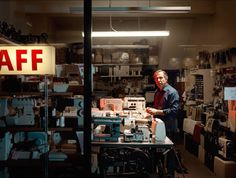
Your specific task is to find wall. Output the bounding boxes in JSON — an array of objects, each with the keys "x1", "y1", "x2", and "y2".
[
  {"x1": 159, "y1": 19, "x2": 193, "y2": 69},
  {"x1": 189, "y1": 1, "x2": 236, "y2": 47},
  {"x1": 160, "y1": 1, "x2": 236, "y2": 69},
  {"x1": 0, "y1": 1, "x2": 31, "y2": 34}
]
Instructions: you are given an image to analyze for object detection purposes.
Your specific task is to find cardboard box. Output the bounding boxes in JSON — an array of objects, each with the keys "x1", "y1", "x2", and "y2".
[
  {"x1": 198, "y1": 145, "x2": 205, "y2": 163},
  {"x1": 214, "y1": 156, "x2": 236, "y2": 178}
]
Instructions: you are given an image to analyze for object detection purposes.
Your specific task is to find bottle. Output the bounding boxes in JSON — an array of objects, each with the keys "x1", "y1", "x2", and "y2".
[{"x1": 59, "y1": 114, "x2": 65, "y2": 127}]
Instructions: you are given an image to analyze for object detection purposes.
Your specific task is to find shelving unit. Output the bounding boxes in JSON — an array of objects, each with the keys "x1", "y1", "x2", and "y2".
[
  {"x1": 0, "y1": 35, "x2": 85, "y2": 178},
  {"x1": 92, "y1": 45, "x2": 158, "y2": 97},
  {"x1": 185, "y1": 68, "x2": 215, "y2": 104},
  {"x1": 182, "y1": 53, "x2": 236, "y2": 174},
  {"x1": 0, "y1": 93, "x2": 85, "y2": 178}
]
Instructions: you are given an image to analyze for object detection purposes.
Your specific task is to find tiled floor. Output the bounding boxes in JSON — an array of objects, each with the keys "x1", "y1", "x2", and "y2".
[{"x1": 175, "y1": 144, "x2": 216, "y2": 178}]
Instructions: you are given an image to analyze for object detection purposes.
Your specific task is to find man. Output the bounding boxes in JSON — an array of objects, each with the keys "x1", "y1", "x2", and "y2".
[
  {"x1": 146, "y1": 69, "x2": 180, "y2": 178},
  {"x1": 146, "y1": 69, "x2": 180, "y2": 139}
]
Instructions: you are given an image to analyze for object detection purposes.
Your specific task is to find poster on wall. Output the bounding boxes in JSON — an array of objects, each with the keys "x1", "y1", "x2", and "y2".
[
  {"x1": 224, "y1": 87, "x2": 236, "y2": 100},
  {"x1": 0, "y1": 45, "x2": 55, "y2": 75}
]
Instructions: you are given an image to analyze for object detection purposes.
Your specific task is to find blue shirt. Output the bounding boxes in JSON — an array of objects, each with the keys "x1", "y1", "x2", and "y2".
[{"x1": 153, "y1": 83, "x2": 180, "y2": 133}]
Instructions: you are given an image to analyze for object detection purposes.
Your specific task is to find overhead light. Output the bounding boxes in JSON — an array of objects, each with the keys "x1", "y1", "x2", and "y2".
[
  {"x1": 82, "y1": 31, "x2": 170, "y2": 37},
  {"x1": 138, "y1": 6, "x2": 191, "y2": 13},
  {"x1": 70, "y1": 6, "x2": 191, "y2": 14}
]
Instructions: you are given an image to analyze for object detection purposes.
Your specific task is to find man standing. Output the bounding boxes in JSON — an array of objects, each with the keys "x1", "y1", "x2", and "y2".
[{"x1": 146, "y1": 69, "x2": 180, "y2": 178}]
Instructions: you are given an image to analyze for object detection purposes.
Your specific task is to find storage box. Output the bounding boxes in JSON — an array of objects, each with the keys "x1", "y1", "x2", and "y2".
[
  {"x1": 214, "y1": 156, "x2": 236, "y2": 178},
  {"x1": 198, "y1": 145, "x2": 205, "y2": 163}
]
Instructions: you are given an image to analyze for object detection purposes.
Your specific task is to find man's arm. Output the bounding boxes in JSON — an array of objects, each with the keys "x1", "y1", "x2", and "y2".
[{"x1": 146, "y1": 107, "x2": 164, "y2": 116}]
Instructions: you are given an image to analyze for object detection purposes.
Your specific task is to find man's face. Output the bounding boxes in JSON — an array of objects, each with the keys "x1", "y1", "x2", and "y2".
[{"x1": 154, "y1": 71, "x2": 167, "y2": 89}]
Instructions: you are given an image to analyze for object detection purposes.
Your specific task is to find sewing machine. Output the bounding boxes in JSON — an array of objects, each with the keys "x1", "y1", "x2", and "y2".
[
  {"x1": 123, "y1": 124, "x2": 151, "y2": 142},
  {"x1": 218, "y1": 137, "x2": 234, "y2": 159},
  {"x1": 123, "y1": 97, "x2": 146, "y2": 111},
  {"x1": 92, "y1": 116, "x2": 121, "y2": 142},
  {"x1": 60, "y1": 95, "x2": 84, "y2": 128},
  {"x1": 6, "y1": 98, "x2": 35, "y2": 126},
  {"x1": 100, "y1": 98, "x2": 123, "y2": 111},
  {"x1": 11, "y1": 131, "x2": 48, "y2": 159}
]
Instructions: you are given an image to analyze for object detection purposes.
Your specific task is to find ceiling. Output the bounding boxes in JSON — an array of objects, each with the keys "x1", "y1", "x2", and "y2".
[
  {"x1": 7, "y1": 0, "x2": 229, "y2": 69},
  {"x1": 18, "y1": 0, "x2": 216, "y2": 39}
]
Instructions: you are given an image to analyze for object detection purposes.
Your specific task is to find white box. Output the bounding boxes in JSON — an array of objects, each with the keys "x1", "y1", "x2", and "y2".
[{"x1": 198, "y1": 145, "x2": 205, "y2": 163}]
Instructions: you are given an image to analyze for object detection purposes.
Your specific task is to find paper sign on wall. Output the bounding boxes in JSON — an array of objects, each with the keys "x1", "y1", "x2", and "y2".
[
  {"x1": 224, "y1": 87, "x2": 236, "y2": 100},
  {"x1": 0, "y1": 45, "x2": 55, "y2": 75}
]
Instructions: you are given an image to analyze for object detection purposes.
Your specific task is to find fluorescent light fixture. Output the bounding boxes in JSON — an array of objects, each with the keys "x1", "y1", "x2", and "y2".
[
  {"x1": 140, "y1": 6, "x2": 191, "y2": 14},
  {"x1": 70, "y1": 6, "x2": 191, "y2": 14},
  {"x1": 82, "y1": 31, "x2": 169, "y2": 37}
]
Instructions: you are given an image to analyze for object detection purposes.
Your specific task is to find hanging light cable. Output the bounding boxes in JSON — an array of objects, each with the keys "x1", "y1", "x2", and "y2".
[
  {"x1": 82, "y1": 14, "x2": 170, "y2": 37},
  {"x1": 81, "y1": 0, "x2": 171, "y2": 37}
]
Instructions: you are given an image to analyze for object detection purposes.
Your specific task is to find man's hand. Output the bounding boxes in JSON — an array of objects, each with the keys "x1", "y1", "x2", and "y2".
[
  {"x1": 146, "y1": 107, "x2": 164, "y2": 116},
  {"x1": 146, "y1": 107, "x2": 158, "y2": 115}
]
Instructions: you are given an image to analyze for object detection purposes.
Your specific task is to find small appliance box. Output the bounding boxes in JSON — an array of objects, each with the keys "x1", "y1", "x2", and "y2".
[{"x1": 218, "y1": 137, "x2": 234, "y2": 159}]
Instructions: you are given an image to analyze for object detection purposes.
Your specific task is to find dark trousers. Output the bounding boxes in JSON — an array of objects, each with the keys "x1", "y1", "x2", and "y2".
[{"x1": 166, "y1": 131, "x2": 176, "y2": 177}]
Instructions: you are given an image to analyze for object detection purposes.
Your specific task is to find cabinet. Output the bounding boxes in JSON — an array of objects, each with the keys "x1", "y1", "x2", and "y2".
[
  {"x1": 0, "y1": 35, "x2": 85, "y2": 178},
  {"x1": 92, "y1": 45, "x2": 158, "y2": 97}
]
